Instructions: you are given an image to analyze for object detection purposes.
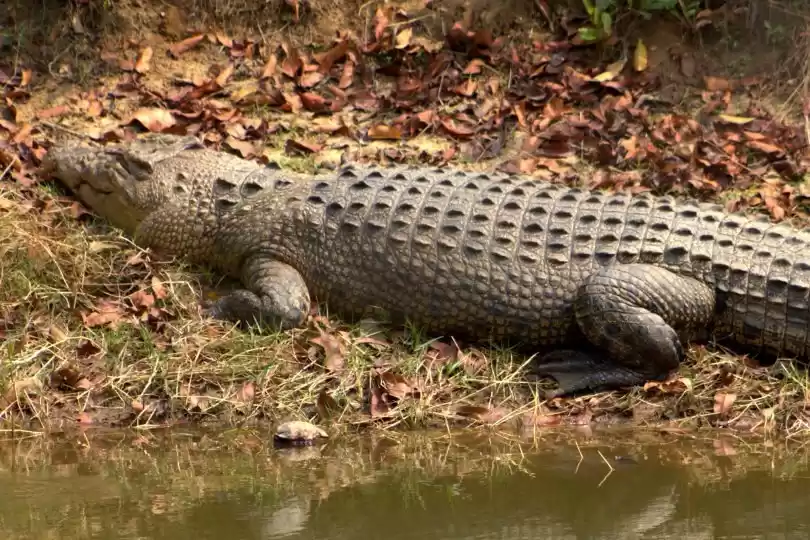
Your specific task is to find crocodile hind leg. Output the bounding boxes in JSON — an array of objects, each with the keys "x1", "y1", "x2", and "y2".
[
  {"x1": 534, "y1": 264, "x2": 716, "y2": 398},
  {"x1": 207, "y1": 254, "x2": 311, "y2": 330}
]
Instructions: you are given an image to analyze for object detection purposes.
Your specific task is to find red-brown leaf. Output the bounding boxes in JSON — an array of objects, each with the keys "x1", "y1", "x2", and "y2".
[
  {"x1": 714, "y1": 392, "x2": 737, "y2": 416},
  {"x1": 215, "y1": 64, "x2": 235, "y2": 86},
  {"x1": 373, "y1": 7, "x2": 389, "y2": 41},
  {"x1": 463, "y1": 59, "x2": 485, "y2": 75},
  {"x1": 338, "y1": 61, "x2": 355, "y2": 89},
  {"x1": 82, "y1": 301, "x2": 127, "y2": 328},
  {"x1": 310, "y1": 331, "x2": 345, "y2": 372},
  {"x1": 316, "y1": 40, "x2": 349, "y2": 74},
  {"x1": 367, "y1": 124, "x2": 402, "y2": 140},
  {"x1": 456, "y1": 404, "x2": 508, "y2": 424},
  {"x1": 130, "y1": 108, "x2": 176, "y2": 132},
  {"x1": 281, "y1": 45, "x2": 303, "y2": 78},
  {"x1": 285, "y1": 138, "x2": 323, "y2": 155},
  {"x1": 370, "y1": 387, "x2": 390, "y2": 418},
  {"x1": 134, "y1": 46, "x2": 153, "y2": 74},
  {"x1": 379, "y1": 372, "x2": 416, "y2": 400},
  {"x1": 440, "y1": 118, "x2": 476, "y2": 138},
  {"x1": 169, "y1": 34, "x2": 205, "y2": 57},
  {"x1": 299, "y1": 71, "x2": 324, "y2": 88},
  {"x1": 747, "y1": 140, "x2": 784, "y2": 156},
  {"x1": 129, "y1": 290, "x2": 155, "y2": 310},
  {"x1": 224, "y1": 136, "x2": 257, "y2": 158},
  {"x1": 260, "y1": 53, "x2": 278, "y2": 80},
  {"x1": 36, "y1": 106, "x2": 70, "y2": 120},
  {"x1": 704, "y1": 76, "x2": 732, "y2": 92},
  {"x1": 300, "y1": 92, "x2": 328, "y2": 112}
]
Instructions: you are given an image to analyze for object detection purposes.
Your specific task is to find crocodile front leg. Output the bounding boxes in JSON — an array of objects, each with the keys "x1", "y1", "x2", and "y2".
[
  {"x1": 135, "y1": 205, "x2": 312, "y2": 331},
  {"x1": 207, "y1": 254, "x2": 311, "y2": 330},
  {"x1": 535, "y1": 263, "x2": 716, "y2": 397}
]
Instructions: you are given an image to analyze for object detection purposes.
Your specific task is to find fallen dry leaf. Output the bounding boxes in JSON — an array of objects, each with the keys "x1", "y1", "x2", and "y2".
[
  {"x1": 705, "y1": 76, "x2": 732, "y2": 92},
  {"x1": 215, "y1": 64, "x2": 235, "y2": 86},
  {"x1": 215, "y1": 32, "x2": 233, "y2": 48},
  {"x1": 643, "y1": 376, "x2": 693, "y2": 394},
  {"x1": 315, "y1": 40, "x2": 349, "y2": 74},
  {"x1": 129, "y1": 289, "x2": 156, "y2": 310},
  {"x1": 440, "y1": 117, "x2": 476, "y2": 138},
  {"x1": 151, "y1": 277, "x2": 168, "y2": 300},
  {"x1": 593, "y1": 59, "x2": 626, "y2": 82},
  {"x1": 370, "y1": 387, "x2": 390, "y2": 418},
  {"x1": 135, "y1": 46, "x2": 153, "y2": 73},
  {"x1": 300, "y1": 92, "x2": 328, "y2": 112},
  {"x1": 456, "y1": 404, "x2": 509, "y2": 424},
  {"x1": 225, "y1": 136, "x2": 257, "y2": 158},
  {"x1": 299, "y1": 71, "x2": 325, "y2": 88},
  {"x1": 169, "y1": 34, "x2": 205, "y2": 57},
  {"x1": 261, "y1": 53, "x2": 278, "y2": 79},
  {"x1": 463, "y1": 59, "x2": 485, "y2": 75},
  {"x1": 747, "y1": 140, "x2": 784, "y2": 156},
  {"x1": 716, "y1": 114, "x2": 754, "y2": 125},
  {"x1": 367, "y1": 124, "x2": 402, "y2": 140},
  {"x1": 235, "y1": 381, "x2": 255, "y2": 406},
  {"x1": 379, "y1": 371, "x2": 416, "y2": 400},
  {"x1": 372, "y1": 7, "x2": 390, "y2": 42},
  {"x1": 86, "y1": 100, "x2": 103, "y2": 117},
  {"x1": 82, "y1": 300, "x2": 127, "y2": 328},
  {"x1": 285, "y1": 138, "x2": 323, "y2": 155},
  {"x1": 310, "y1": 331, "x2": 345, "y2": 372},
  {"x1": 395, "y1": 27, "x2": 413, "y2": 49},
  {"x1": 36, "y1": 106, "x2": 70, "y2": 120},
  {"x1": 713, "y1": 392, "x2": 737, "y2": 416},
  {"x1": 281, "y1": 44, "x2": 303, "y2": 78},
  {"x1": 633, "y1": 39, "x2": 647, "y2": 72},
  {"x1": 130, "y1": 108, "x2": 176, "y2": 132}
]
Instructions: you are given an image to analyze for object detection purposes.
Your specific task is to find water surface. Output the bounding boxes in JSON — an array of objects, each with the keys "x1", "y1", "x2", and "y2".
[{"x1": 0, "y1": 428, "x2": 808, "y2": 539}]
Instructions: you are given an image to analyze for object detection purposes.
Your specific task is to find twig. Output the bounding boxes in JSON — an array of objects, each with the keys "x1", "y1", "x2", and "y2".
[
  {"x1": 38, "y1": 121, "x2": 91, "y2": 140},
  {"x1": 596, "y1": 449, "x2": 615, "y2": 487},
  {"x1": 804, "y1": 113, "x2": 810, "y2": 153},
  {"x1": 597, "y1": 449, "x2": 614, "y2": 472},
  {"x1": 0, "y1": 155, "x2": 19, "y2": 181}
]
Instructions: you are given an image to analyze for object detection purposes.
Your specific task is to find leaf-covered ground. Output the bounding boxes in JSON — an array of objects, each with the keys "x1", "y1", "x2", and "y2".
[{"x1": 1, "y1": 0, "x2": 810, "y2": 436}]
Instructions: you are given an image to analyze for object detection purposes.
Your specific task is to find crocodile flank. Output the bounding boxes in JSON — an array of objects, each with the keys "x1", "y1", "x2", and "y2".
[{"x1": 42, "y1": 134, "x2": 810, "y2": 396}]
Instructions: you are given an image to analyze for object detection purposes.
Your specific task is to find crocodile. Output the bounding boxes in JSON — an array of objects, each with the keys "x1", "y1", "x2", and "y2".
[{"x1": 41, "y1": 133, "x2": 810, "y2": 397}]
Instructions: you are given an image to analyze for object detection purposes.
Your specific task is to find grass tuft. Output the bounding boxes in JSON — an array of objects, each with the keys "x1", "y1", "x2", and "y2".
[{"x1": 3, "y1": 183, "x2": 810, "y2": 436}]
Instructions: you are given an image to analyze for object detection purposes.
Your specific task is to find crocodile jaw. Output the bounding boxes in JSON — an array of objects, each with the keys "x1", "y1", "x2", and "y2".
[{"x1": 42, "y1": 145, "x2": 150, "y2": 235}]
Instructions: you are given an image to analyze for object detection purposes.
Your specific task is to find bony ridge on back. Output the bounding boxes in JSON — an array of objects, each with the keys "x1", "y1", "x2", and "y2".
[{"x1": 43, "y1": 133, "x2": 810, "y2": 398}]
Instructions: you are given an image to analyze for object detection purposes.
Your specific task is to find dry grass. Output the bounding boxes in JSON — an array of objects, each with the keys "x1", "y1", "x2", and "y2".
[
  {"x1": 0, "y1": 0, "x2": 809, "y2": 436},
  {"x1": 3, "y1": 181, "x2": 810, "y2": 437},
  {"x1": 0, "y1": 183, "x2": 548, "y2": 432}
]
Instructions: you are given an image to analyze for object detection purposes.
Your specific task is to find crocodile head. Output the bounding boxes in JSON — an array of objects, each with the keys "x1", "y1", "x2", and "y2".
[{"x1": 42, "y1": 135, "x2": 202, "y2": 235}]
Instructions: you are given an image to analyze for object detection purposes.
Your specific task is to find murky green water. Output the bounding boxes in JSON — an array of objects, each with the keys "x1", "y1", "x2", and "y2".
[{"x1": 0, "y1": 428, "x2": 809, "y2": 539}]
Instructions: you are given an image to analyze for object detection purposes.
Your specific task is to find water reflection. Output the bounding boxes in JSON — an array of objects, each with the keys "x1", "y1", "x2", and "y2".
[{"x1": 0, "y1": 428, "x2": 807, "y2": 539}]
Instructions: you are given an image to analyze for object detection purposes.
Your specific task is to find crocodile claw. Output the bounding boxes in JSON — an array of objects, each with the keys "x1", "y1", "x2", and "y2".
[{"x1": 534, "y1": 349, "x2": 654, "y2": 398}]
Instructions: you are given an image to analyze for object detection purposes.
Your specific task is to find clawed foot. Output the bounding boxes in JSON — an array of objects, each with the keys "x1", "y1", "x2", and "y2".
[
  {"x1": 202, "y1": 289, "x2": 308, "y2": 331},
  {"x1": 533, "y1": 349, "x2": 656, "y2": 399}
]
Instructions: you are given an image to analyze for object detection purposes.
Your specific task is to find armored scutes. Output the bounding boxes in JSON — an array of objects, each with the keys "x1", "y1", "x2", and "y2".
[{"x1": 42, "y1": 134, "x2": 810, "y2": 396}]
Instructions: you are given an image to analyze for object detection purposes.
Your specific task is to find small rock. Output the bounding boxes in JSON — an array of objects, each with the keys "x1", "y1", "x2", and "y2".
[{"x1": 274, "y1": 420, "x2": 328, "y2": 446}]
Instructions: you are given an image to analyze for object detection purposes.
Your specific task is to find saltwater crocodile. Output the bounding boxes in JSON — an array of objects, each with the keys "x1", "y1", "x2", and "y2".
[{"x1": 41, "y1": 133, "x2": 810, "y2": 396}]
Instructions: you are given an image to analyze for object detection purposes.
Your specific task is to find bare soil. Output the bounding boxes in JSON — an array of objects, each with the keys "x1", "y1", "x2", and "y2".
[{"x1": 1, "y1": 0, "x2": 810, "y2": 436}]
